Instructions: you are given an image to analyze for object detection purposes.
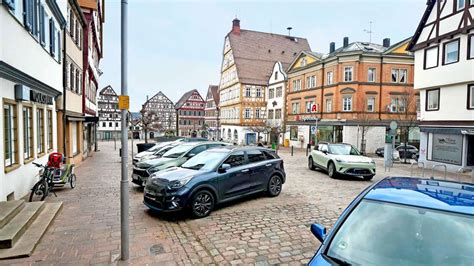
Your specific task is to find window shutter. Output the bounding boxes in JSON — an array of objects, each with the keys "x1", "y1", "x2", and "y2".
[
  {"x1": 23, "y1": 0, "x2": 32, "y2": 31},
  {"x1": 57, "y1": 31, "x2": 61, "y2": 62},
  {"x1": 32, "y1": 0, "x2": 39, "y2": 36},
  {"x1": 49, "y1": 18, "x2": 56, "y2": 56},
  {"x1": 39, "y1": 5, "x2": 45, "y2": 46}
]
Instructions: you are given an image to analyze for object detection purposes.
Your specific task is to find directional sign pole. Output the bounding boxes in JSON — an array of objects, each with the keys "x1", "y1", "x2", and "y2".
[{"x1": 120, "y1": 0, "x2": 129, "y2": 261}]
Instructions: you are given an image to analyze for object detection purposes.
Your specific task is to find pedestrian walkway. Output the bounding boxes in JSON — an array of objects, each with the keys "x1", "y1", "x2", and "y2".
[{"x1": 1, "y1": 141, "x2": 191, "y2": 265}]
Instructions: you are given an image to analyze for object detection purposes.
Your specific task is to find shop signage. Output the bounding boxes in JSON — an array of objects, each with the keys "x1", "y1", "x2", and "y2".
[
  {"x1": 431, "y1": 134, "x2": 462, "y2": 165},
  {"x1": 30, "y1": 90, "x2": 53, "y2": 105},
  {"x1": 15, "y1": 84, "x2": 53, "y2": 105}
]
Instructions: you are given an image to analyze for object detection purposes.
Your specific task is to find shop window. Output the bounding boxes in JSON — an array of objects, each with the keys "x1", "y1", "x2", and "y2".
[
  {"x1": 47, "y1": 110, "x2": 53, "y2": 150},
  {"x1": 290, "y1": 126, "x2": 298, "y2": 141},
  {"x1": 23, "y1": 106, "x2": 33, "y2": 160},
  {"x1": 4, "y1": 102, "x2": 18, "y2": 168},
  {"x1": 36, "y1": 108, "x2": 45, "y2": 155}
]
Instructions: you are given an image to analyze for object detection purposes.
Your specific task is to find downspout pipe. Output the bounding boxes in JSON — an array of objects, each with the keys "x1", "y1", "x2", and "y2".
[{"x1": 62, "y1": 23, "x2": 67, "y2": 159}]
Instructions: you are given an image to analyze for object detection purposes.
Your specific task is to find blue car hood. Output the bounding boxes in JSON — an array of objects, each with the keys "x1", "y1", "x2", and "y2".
[{"x1": 151, "y1": 167, "x2": 207, "y2": 182}]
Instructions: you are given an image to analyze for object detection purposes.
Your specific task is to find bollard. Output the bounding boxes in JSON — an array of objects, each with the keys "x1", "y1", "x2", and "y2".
[{"x1": 291, "y1": 146, "x2": 294, "y2": 156}]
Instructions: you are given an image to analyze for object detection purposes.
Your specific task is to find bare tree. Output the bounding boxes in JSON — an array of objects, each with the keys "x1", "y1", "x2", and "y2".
[
  {"x1": 355, "y1": 93, "x2": 378, "y2": 154},
  {"x1": 265, "y1": 120, "x2": 285, "y2": 147},
  {"x1": 140, "y1": 107, "x2": 162, "y2": 143},
  {"x1": 392, "y1": 89, "x2": 419, "y2": 163}
]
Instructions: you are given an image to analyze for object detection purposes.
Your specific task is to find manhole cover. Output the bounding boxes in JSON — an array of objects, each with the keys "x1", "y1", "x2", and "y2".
[{"x1": 149, "y1": 244, "x2": 165, "y2": 255}]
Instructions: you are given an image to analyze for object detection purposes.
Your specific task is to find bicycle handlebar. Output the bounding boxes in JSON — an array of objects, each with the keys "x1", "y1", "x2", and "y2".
[{"x1": 32, "y1": 162, "x2": 43, "y2": 168}]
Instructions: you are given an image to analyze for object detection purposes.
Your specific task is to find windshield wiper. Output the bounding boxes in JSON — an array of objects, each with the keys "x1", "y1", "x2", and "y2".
[
  {"x1": 183, "y1": 164, "x2": 203, "y2": 170},
  {"x1": 325, "y1": 254, "x2": 351, "y2": 265}
]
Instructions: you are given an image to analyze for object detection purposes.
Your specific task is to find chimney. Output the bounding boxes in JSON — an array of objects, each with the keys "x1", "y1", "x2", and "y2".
[
  {"x1": 329, "y1": 42, "x2": 336, "y2": 53},
  {"x1": 343, "y1": 37, "x2": 349, "y2": 48},
  {"x1": 383, "y1": 38, "x2": 391, "y2": 48},
  {"x1": 232, "y1": 18, "x2": 240, "y2": 35}
]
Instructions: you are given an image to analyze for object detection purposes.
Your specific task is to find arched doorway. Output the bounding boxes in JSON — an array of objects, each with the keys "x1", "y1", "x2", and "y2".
[
  {"x1": 227, "y1": 129, "x2": 231, "y2": 140},
  {"x1": 233, "y1": 130, "x2": 238, "y2": 142}
]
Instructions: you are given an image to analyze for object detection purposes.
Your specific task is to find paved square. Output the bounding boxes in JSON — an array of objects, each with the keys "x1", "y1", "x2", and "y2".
[{"x1": 2, "y1": 142, "x2": 470, "y2": 265}]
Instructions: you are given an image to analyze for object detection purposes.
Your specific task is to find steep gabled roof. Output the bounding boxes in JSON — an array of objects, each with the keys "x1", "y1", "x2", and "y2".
[
  {"x1": 383, "y1": 37, "x2": 413, "y2": 55},
  {"x1": 228, "y1": 29, "x2": 311, "y2": 85},
  {"x1": 407, "y1": 0, "x2": 436, "y2": 51},
  {"x1": 175, "y1": 89, "x2": 203, "y2": 109},
  {"x1": 99, "y1": 85, "x2": 117, "y2": 96},
  {"x1": 143, "y1": 91, "x2": 174, "y2": 107},
  {"x1": 287, "y1": 50, "x2": 323, "y2": 72},
  {"x1": 206, "y1": 85, "x2": 219, "y2": 105}
]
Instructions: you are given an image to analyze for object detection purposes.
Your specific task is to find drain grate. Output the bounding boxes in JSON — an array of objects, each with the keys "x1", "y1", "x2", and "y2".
[{"x1": 149, "y1": 244, "x2": 165, "y2": 255}]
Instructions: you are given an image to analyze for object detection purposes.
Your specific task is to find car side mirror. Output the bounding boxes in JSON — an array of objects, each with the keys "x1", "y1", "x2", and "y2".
[
  {"x1": 310, "y1": 223, "x2": 327, "y2": 243},
  {"x1": 187, "y1": 153, "x2": 196, "y2": 158},
  {"x1": 218, "y1": 163, "x2": 231, "y2": 173},
  {"x1": 322, "y1": 150, "x2": 328, "y2": 155}
]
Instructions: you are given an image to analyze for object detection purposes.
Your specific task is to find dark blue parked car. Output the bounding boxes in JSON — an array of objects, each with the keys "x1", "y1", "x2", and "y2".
[
  {"x1": 309, "y1": 177, "x2": 474, "y2": 265},
  {"x1": 144, "y1": 146, "x2": 285, "y2": 218}
]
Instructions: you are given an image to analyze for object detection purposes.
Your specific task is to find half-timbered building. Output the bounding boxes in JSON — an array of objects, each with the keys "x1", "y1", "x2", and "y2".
[
  {"x1": 141, "y1": 91, "x2": 176, "y2": 139},
  {"x1": 175, "y1": 89, "x2": 205, "y2": 137},
  {"x1": 97, "y1": 86, "x2": 121, "y2": 140},
  {"x1": 204, "y1": 85, "x2": 220, "y2": 140},
  {"x1": 218, "y1": 18, "x2": 311, "y2": 145},
  {"x1": 408, "y1": 0, "x2": 474, "y2": 172}
]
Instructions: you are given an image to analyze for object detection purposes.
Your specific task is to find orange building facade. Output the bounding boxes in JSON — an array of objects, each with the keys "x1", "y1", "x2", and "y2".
[{"x1": 285, "y1": 38, "x2": 418, "y2": 153}]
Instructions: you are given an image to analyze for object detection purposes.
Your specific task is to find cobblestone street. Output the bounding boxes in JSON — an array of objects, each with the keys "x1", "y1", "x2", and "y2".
[{"x1": 2, "y1": 141, "x2": 472, "y2": 265}]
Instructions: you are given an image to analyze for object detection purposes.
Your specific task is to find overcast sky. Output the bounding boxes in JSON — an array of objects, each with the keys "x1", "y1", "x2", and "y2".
[{"x1": 100, "y1": 0, "x2": 427, "y2": 112}]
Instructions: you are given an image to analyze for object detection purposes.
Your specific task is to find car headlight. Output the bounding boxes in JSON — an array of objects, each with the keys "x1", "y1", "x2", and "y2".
[
  {"x1": 167, "y1": 176, "x2": 193, "y2": 190},
  {"x1": 147, "y1": 165, "x2": 163, "y2": 175},
  {"x1": 335, "y1": 158, "x2": 348, "y2": 163}
]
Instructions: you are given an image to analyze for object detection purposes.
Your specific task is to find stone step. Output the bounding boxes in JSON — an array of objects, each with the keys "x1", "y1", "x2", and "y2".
[
  {"x1": 0, "y1": 202, "x2": 45, "y2": 249},
  {"x1": 0, "y1": 202, "x2": 62, "y2": 260},
  {"x1": 0, "y1": 201, "x2": 25, "y2": 229}
]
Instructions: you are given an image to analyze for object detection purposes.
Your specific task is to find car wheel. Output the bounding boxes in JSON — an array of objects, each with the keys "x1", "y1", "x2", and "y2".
[
  {"x1": 267, "y1": 175, "x2": 282, "y2": 197},
  {"x1": 190, "y1": 190, "x2": 214, "y2": 218},
  {"x1": 363, "y1": 175, "x2": 374, "y2": 181},
  {"x1": 308, "y1": 157, "x2": 316, "y2": 170},
  {"x1": 328, "y1": 162, "x2": 338, "y2": 179}
]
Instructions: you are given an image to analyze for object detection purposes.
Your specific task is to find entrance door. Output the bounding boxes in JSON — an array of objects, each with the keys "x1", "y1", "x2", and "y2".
[{"x1": 467, "y1": 135, "x2": 474, "y2": 166}]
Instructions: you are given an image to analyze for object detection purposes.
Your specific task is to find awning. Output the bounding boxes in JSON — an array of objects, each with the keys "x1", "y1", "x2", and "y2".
[
  {"x1": 420, "y1": 127, "x2": 474, "y2": 135},
  {"x1": 66, "y1": 115, "x2": 85, "y2": 122},
  {"x1": 85, "y1": 116, "x2": 99, "y2": 123}
]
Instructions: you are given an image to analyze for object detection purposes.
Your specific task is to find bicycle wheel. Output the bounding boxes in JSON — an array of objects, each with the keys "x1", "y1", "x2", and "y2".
[
  {"x1": 29, "y1": 179, "x2": 49, "y2": 202},
  {"x1": 70, "y1": 173, "x2": 76, "y2": 188}
]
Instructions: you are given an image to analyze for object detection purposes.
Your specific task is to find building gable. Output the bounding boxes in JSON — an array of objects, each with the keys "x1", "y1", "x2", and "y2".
[
  {"x1": 287, "y1": 51, "x2": 320, "y2": 73},
  {"x1": 268, "y1": 61, "x2": 287, "y2": 84},
  {"x1": 408, "y1": 0, "x2": 474, "y2": 51}
]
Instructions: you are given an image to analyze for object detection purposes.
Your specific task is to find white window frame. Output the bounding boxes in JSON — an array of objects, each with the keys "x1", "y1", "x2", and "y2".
[
  {"x1": 305, "y1": 100, "x2": 315, "y2": 113},
  {"x1": 368, "y1": 68, "x2": 376, "y2": 82},
  {"x1": 256, "y1": 87, "x2": 262, "y2": 98},
  {"x1": 327, "y1": 71, "x2": 334, "y2": 85},
  {"x1": 326, "y1": 98, "x2": 332, "y2": 113},
  {"x1": 468, "y1": 85, "x2": 474, "y2": 109},
  {"x1": 342, "y1": 96, "x2": 352, "y2": 112},
  {"x1": 344, "y1": 66, "x2": 353, "y2": 82},
  {"x1": 244, "y1": 108, "x2": 251, "y2": 119},
  {"x1": 367, "y1": 97, "x2": 375, "y2": 112},
  {"x1": 245, "y1": 87, "x2": 251, "y2": 97},
  {"x1": 292, "y1": 102, "x2": 300, "y2": 114}
]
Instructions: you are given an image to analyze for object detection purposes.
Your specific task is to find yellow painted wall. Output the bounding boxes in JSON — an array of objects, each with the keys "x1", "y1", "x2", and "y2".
[
  {"x1": 290, "y1": 54, "x2": 317, "y2": 71},
  {"x1": 392, "y1": 43, "x2": 410, "y2": 54}
]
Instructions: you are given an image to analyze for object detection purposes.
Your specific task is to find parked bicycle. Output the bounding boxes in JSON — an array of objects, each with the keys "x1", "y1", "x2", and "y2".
[{"x1": 29, "y1": 153, "x2": 77, "y2": 202}]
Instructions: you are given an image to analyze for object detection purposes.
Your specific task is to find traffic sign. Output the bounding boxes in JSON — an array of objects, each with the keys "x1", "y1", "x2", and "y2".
[
  {"x1": 118, "y1": 95, "x2": 130, "y2": 110},
  {"x1": 390, "y1": 121, "x2": 398, "y2": 130}
]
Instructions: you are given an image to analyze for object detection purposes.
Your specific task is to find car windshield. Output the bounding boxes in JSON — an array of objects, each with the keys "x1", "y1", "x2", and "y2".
[
  {"x1": 326, "y1": 199, "x2": 474, "y2": 266},
  {"x1": 162, "y1": 144, "x2": 193, "y2": 158},
  {"x1": 329, "y1": 144, "x2": 360, "y2": 155},
  {"x1": 155, "y1": 145, "x2": 175, "y2": 156},
  {"x1": 181, "y1": 151, "x2": 228, "y2": 171},
  {"x1": 148, "y1": 142, "x2": 169, "y2": 152}
]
